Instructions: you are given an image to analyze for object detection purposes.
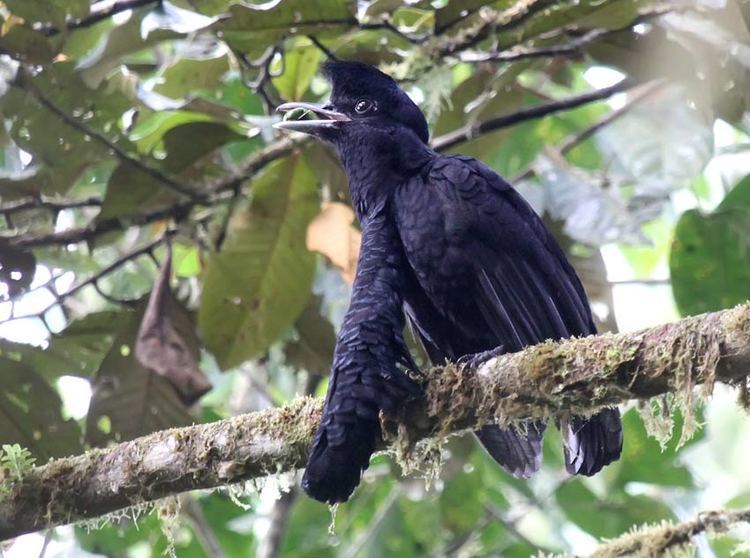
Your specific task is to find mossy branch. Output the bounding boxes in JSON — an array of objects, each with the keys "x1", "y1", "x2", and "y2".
[
  {"x1": 1, "y1": 303, "x2": 749, "y2": 541},
  {"x1": 584, "y1": 507, "x2": 750, "y2": 557}
]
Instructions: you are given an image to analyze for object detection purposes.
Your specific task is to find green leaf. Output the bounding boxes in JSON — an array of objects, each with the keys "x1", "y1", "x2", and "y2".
[
  {"x1": 435, "y1": 1, "x2": 499, "y2": 34},
  {"x1": 0, "y1": 312, "x2": 120, "y2": 381},
  {"x1": 272, "y1": 42, "x2": 321, "y2": 101},
  {"x1": 556, "y1": 479, "x2": 674, "y2": 539},
  {"x1": 97, "y1": 121, "x2": 245, "y2": 224},
  {"x1": 0, "y1": 357, "x2": 82, "y2": 460},
  {"x1": 670, "y1": 174, "x2": 750, "y2": 316},
  {"x1": 153, "y1": 55, "x2": 231, "y2": 100},
  {"x1": 611, "y1": 408, "x2": 697, "y2": 488},
  {"x1": 198, "y1": 154, "x2": 319, "y2": 369}
]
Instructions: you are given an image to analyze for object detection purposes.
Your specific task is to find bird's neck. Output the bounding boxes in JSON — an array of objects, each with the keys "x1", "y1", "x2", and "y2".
[{"x1": 336, "y1": 131, "x2": 433, "y2": 220}]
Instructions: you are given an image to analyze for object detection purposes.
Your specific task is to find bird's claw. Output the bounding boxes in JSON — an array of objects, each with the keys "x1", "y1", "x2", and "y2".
[{"x1": 457, "y1": 346, "x2": 505, "y2": 370}]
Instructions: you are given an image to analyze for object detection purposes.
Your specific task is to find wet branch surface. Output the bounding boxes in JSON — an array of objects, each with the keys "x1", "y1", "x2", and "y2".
[{"x1": 1, "y1": 302, "x2": 749, "y2": 540}]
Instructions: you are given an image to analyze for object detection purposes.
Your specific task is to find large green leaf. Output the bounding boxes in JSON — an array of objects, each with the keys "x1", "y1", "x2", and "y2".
[
  {"x1": 0, "y1": 357, "x2": 82, "y2": 460},
  {"x1": 285, "y1": 295, "x2": 336, "y2": 375},
  {"x1": 216, "y1": 0, "x2": 355, "y2": 54},
  {"x1": 0, "y1": 311, "x2": 122, "y2": 381},
  {"x1": 198, "y1": 154, "x2": 319, "y2": 369},
  {"x1": 4, "y1": 0, "x2": 88, "y2": 27},
  {"x1": 670, "y1": 174, "x2": 750, "y2": 316}
]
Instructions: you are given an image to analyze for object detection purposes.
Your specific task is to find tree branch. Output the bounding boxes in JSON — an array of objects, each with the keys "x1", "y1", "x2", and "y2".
[
  {"x1": 16, "y1": 75, "x2": 203, "y2": 202},
  {"x1": 586, "y1": 508, "x2": 750, "y2": 558},
  {"x1": 8, "y1": 136, "x2": 305, "y2": 249},
  {"x1": 40, "y1": 0, "x2": 162, "y2": 35},
  {"x1": 0, "y1": 197, "x2": 102, "y2": 218},
  {"x1": 1, "y1": 303, "x2": 749, "y2": 540},
  {"x1": 510, "y1": 79, "x2": 667, "y2": 183},
  {"x1": 457, "y1": 8, "x2": 672, "y2": 65},
  {"x1": 431, "y1": 78, "x2": 638, "y2": 152}
]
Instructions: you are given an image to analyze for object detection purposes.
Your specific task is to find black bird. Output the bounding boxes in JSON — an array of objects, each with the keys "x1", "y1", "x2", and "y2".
[{"x1": 275, "y1": 61, "x2": 623, "y2": 504}]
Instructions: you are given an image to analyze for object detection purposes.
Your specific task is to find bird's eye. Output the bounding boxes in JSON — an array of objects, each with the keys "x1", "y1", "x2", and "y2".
[{"x1": 354, "y1": 99, "x2": 376, "y2": 114}]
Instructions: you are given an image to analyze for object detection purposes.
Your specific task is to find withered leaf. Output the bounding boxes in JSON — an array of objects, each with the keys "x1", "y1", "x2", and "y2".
[
  {"x1": 135, "y1": 246, "x2": 211, "y2": 404},
  {"x1": 306, "y1": 201, "x2": 361, "y2": 284}
]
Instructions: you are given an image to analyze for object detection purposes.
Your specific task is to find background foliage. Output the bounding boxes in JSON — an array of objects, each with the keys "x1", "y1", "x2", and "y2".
[{"x1": 1, "y1": 0, "x2": 750, "y2": 556}]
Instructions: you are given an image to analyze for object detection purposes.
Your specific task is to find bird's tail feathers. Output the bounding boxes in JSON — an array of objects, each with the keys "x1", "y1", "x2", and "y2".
[
  {"x1": 562, "y1": 407, "x2": 623, "y2": 476},
  {"x1": 475, "y1": 421, "x2": 546, "y2": 478}
]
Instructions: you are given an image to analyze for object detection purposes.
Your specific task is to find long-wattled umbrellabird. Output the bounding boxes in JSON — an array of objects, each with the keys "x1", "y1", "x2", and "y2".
[{"x1": 274, "y1": 60, "x2": 623, "y2": 504}]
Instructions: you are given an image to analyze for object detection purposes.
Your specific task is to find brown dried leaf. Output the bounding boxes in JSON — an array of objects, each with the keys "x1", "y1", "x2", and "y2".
[
  {"x1": 135, "y1": 247, "x2": 211, "y2": 404},
  {"x1": 306, "y1": 202, "x2": 361, "y2": 284}
]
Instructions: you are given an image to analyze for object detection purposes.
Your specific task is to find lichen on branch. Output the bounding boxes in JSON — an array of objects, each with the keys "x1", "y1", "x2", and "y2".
[{"x1": 1, "y1": 303, "x2": 749, "y2": 541}]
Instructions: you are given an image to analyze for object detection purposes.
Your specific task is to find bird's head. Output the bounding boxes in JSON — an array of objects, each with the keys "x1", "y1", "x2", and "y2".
[{"x1": 274, "y1": 60, "x2": 429, "y2": 145}]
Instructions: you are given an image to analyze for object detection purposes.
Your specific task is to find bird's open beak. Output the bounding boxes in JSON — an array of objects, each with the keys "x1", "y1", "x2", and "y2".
[{"x1": 274, "y1": 102, "x2": 350, "y2": 135}]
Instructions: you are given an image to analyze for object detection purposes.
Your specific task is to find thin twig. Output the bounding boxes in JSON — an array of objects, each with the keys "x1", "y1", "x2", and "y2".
[
  {"x1": 307, "y1": 35, "x2": 338, "y2": 61},
  {"x1": 459, "y1": 8, "x2": 672, "y2": 65},
  {"x1": 341, "y1": 487, "x2": 402, "y2": 558},
  {"x1": 0, "y1": 197, "x2": 102, "y2": 218},
  {"x1": 485, "y1": 503, "x2": 552, "y2": 554},
  {"x1": 181, "y1": 496, "x2": 227, "y2": 558},
  {"x1": 256, "y1": 489, "x2": 299, "y2": 558},
  {"x1": 432, "y1": 78, "x2": 638, "y2": 152},
  {"x1": 510, "y1": 79, "x2": 666, "y2": 183},
  {"x1": 16, "y1": 75, "x2": 203, "y2": 201},
  {"x1": 460, "y1": 28, "x2": 612, "y2": 63},
  {"x1": 40, "y1": 0, "x2": 161, "y2": 35},
  {"x1": 3, "y1": 233, "x2": 173, "y2": 324},
  {"x1": 10, "y1": 136, "x2": 304, "y2": 249}
]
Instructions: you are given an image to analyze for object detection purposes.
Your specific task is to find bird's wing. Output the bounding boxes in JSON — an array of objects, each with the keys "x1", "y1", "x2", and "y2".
[
  {"x1": 426, "y1": 155, "x2": 620, "y2": 476},
  {"x1": 302, "y1": 202, "x2": 419, "y2": 504},
  {"x1": 427, "y1": 154, "x2": 596, "y2": 348}
]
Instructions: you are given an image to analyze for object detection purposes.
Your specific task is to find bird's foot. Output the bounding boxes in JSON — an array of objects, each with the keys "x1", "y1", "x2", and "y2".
[{"x1": 457, "y1": 346, "x2": 505, "y2": 370}]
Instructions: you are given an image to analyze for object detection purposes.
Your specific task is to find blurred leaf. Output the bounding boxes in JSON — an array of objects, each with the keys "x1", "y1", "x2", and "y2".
[
  {"x1": 217, "y1": 0, "x2": 355, "y2": 54},
  {"x1": 86, "y1": 303, "x2": 193, "y2": 446},
  {"x1": 0, "y1": 164, "x2": 87, "y2": 200},
  {"x1": 435, "y1": 1, "x2": 495, "y2": 34},
  {"x1": 670, "y1": 174, "x2": 750, "y2": 316},
  {"x1": 0, "y1": 26, "x2": 55, "y2": 63},
  {"x1": 595, "y1": 87, "x2": 713, "y2": 198},
  {"x1": 440, "y1": 464, "x2": 484, "y2": 533},
  {"x1": 0, "y1": 311, "x2": 122, "y2": 381},
  {"x1": 198, "y1": 154, "x2": 319, "y2": 369},
  {"x1": 520, "y1": 155, "x2": 654, "y2": 245},
  {"x1": 140, "y1": 1, "x2": 217, "y2": 39},
  {"x1": 4, "y1": 0, "x2": 88, "y2": 27},
  {"x1": 273, "y1": 42, "x2": 322, "y2": 101},
  {"x1": 556, "y1": 479, "x2": 674, "y2": 538},
  {"x1": 285, "y1": 295, "x2": 337, "y2": 375},
  {"x1": 153, "y1": 55, "x2": 231, "y2": 100},
  {"x1": 76, "y1": 11, "x2": 182, "y2": 86},
  {"x1": 612, "y1": 408, "x2": 698, "y2": 488},
  {"x1": 0, "y1": 357, "x2": 82, "y2": 460},
  {"x1": 306, "y1": 202, "x2": 360, "y2": 284},
  {"x1": 96, "y1": 121, "x2": 245, "y2": 225}
]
